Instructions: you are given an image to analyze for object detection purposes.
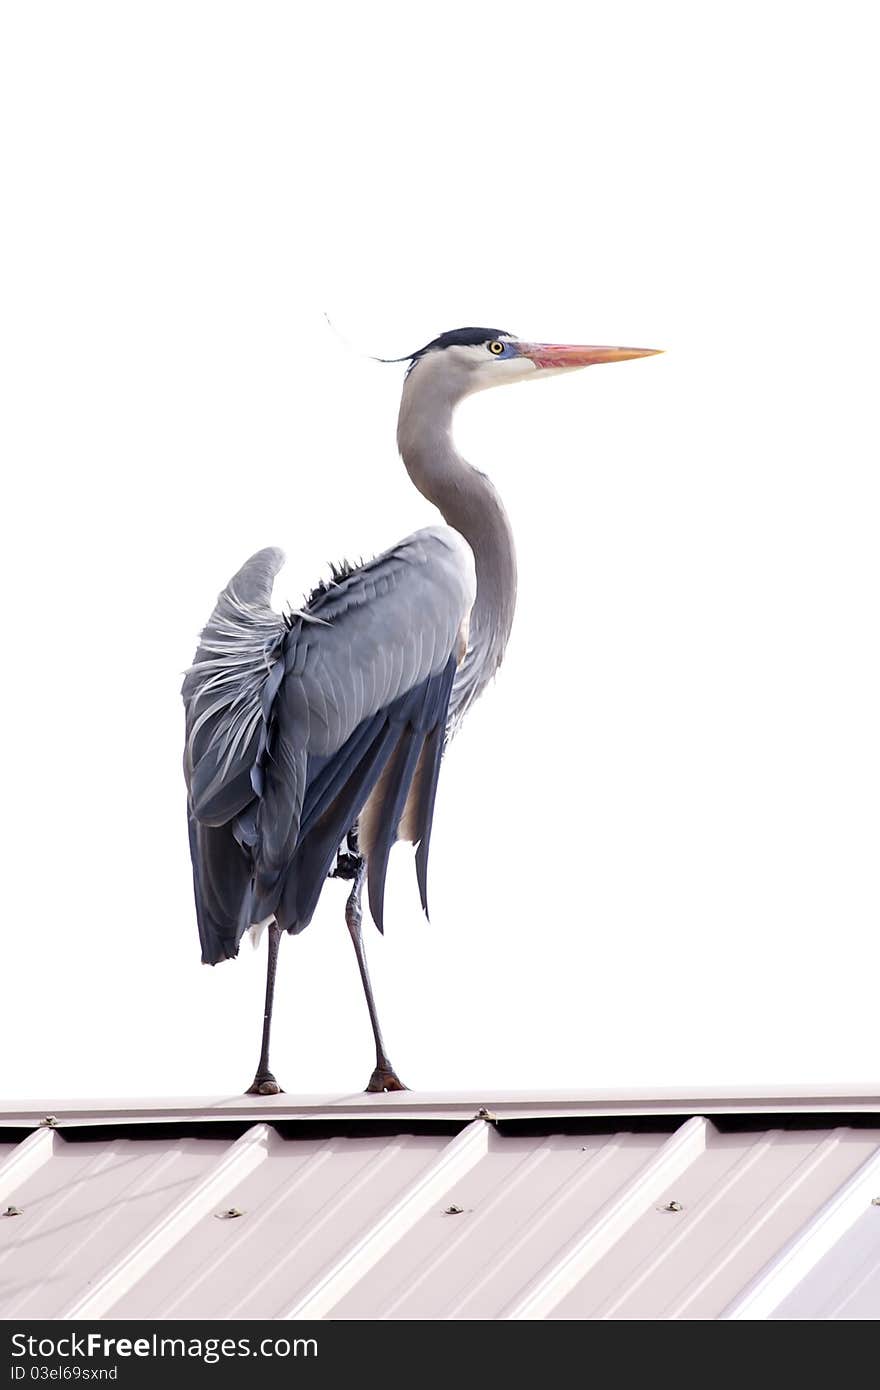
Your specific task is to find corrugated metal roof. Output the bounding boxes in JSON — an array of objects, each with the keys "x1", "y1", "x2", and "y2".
[{"x1": 2, "y1": 1090, "x2": 878, "y2": 1320}]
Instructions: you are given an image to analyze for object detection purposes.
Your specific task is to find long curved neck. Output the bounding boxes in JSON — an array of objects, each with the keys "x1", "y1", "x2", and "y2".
[{"x1": 397, "y1": 374, "x2": 517, "y2": 715}]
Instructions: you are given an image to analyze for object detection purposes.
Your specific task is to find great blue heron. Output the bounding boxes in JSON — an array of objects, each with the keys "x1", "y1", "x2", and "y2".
[{"x1": 182, "y1": 327, "x2": 659, "y2": 1093}]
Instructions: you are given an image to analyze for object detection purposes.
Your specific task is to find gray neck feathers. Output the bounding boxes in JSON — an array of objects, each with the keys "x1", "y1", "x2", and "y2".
[{"x1": 397, "y1": 369, "x2": 517, "y2": 723}]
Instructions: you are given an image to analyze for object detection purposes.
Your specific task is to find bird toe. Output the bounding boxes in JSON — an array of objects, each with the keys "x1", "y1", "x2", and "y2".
[{"x1": 365, "y1": 1065, "x2": 409, "y2": 1093}]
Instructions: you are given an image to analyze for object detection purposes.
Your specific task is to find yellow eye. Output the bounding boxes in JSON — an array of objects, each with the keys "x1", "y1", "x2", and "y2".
[{"x1": 487, "y1": 340, "x2": 505, "y2": 355}]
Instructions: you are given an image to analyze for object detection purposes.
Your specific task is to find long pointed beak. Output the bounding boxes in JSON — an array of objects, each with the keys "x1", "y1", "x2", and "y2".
[{"x1": 518, "y1": 342, "x2": 662, "y2": 369}]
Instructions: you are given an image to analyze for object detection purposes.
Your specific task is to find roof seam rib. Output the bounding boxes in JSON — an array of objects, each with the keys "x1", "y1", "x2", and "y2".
[
  {"x1": 661, "y1": 1125, "x2": 852, "y2": 1320},
  {"x1": 154, "y1": 1132, "x2": 327, "y2": 1319},
  {"x1": 379, "y1": 1132, "x2": 558, "y2": 1320},
  {"x1": 59, "y1": 1123, "x2": 273, "y2": 1321},
  {"x1": 503, "y1": 1115, "x2": 712, "y2": 1319},
  {"x1": 282, "y1": 1119, "x2": 490, "y2": 1320},
  {"x1": 720, "y1": 1142, "x2": 880, "y2": 1319},
  {"x1": 441, "y1": 1131, "x2": 622, "y2": 1320},
  {"x1": 0, "y1": 1127, "x2": 57, "y2": 1202},
  {"x1": 228, "y1": 1136, "x2": 419, "y2": 1319}
]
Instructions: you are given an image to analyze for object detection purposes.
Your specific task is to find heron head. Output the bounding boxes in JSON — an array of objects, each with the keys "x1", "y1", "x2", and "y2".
[{"x1": 399, "y1": 326, "x2": 661, "y2": 402}]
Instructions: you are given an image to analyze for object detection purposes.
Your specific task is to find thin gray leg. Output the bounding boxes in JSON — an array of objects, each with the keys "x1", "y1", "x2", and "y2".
[
  {"x1": 245, "y1": 923, "x2": 284, "y2": 1095},
  {"x1": 345, "y1": 860, "x2": 408, "y2": 1092}
]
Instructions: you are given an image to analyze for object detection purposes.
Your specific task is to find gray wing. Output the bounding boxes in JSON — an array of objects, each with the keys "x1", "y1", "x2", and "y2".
[
  {"x1": 183, "y1": 526, "x2": 475, "y2": 962},
  {"x1": 182, "y1": 546, "x2": 288, "y2": 826}
]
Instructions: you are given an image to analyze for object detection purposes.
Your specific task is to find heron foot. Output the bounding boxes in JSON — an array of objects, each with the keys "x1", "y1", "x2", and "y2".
[
  {"x1": 365, "y1": 1064, "x2": 409, "y2": 1093},
  {"x1": 245, "y1": 1073, "x2": 284, "y2": 1096}
]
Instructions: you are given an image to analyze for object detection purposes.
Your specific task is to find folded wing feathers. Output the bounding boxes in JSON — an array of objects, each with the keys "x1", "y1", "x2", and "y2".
[
  {"x1": 366, "y1": 726, "x2": 425, "y2": 934},
  {"x1": 280, "y1": 719, "x2": 401, "y2": 932},
  {"x1": 183, "y1": 548, "x2": 288, "y2": 819},
  {"x1": 413, "y1": 724, "x2": 445, "y2": 916},
  {"x1": 363, "y1": 654, "x2": 458, "y2": 932},
  {"x1": 183, "y1": 529, "x2": 474, "y2": 956}
]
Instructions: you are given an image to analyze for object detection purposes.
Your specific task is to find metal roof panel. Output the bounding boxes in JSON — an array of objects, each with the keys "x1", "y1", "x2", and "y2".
[{"x1": 2, "y1": 1091, "x2": 878, "y2": 1321}]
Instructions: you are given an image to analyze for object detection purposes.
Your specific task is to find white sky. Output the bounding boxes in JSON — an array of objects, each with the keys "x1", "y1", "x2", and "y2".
[{"x1": 2, "y1": 3, "x2": 878, "y2": 1101}]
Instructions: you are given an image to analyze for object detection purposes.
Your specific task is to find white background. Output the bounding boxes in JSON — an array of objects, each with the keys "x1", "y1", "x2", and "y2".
[{"x1": 1, "y1": 3, "x2": 877, "y2": 1100}]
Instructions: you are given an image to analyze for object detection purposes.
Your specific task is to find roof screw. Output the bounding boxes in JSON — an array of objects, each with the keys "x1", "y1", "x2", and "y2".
[
  {"x1": 41, "y1": 1115, "x2": 59, "y2": 1128},
  {"x1": 871, "y1": 1197, "x2": 880, "y2": 1207},
  {"x1": 215, "y1": 1207, "x2": 245, "y2": 1220},
  {"x1": 476, "y1": 1107, "x2": 496, "y2": 1122},
  {"x1": 444, "y1": 1204, "x2": 465, "y2": 1215},
  {"x1": 3, "y1": 1206, "x2": 22, "y2": 1217},
  {"x1": 660, "y1": 1200, "x2": 684, "y2": 1213}
]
